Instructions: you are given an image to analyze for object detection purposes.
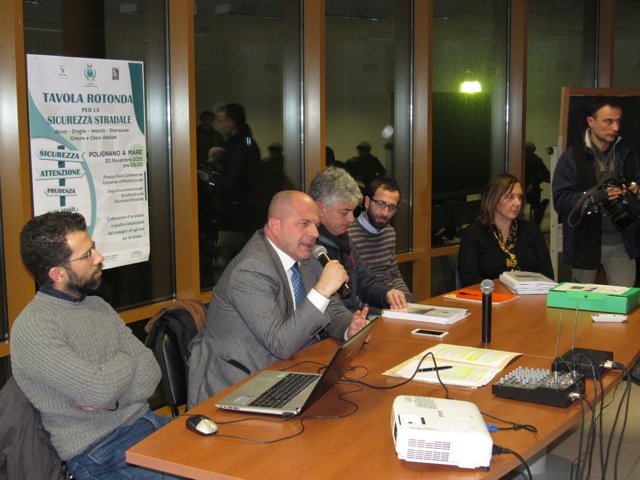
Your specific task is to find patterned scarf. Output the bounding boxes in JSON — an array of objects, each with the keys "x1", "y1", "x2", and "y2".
[{"x1": 489, "y1": 220, "x2": 519, "y2": 270}]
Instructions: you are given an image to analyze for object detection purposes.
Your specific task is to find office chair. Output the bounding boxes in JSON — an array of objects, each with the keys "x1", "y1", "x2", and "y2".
[{"x1": 153, "y1": 327, "x2": 188, "y2": 417}]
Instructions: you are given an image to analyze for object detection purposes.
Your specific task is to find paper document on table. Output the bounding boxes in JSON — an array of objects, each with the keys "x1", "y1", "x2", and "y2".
[{"x1": 384, "y1": 344, "x2": 521, "y2": 388}]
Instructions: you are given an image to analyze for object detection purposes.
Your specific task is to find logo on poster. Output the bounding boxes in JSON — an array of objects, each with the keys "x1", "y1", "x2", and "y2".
[{"x1": 84, "y1": 63, "x2": 96, "y2": 82}]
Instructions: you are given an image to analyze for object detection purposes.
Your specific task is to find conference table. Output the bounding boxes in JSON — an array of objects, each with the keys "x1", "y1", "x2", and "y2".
[{"x1": 127, "y1": 281, "x2": 640, "y2": 479}]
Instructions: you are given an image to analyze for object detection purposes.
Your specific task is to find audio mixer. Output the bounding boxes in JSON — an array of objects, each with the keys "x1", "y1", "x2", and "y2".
[{"x1": 492, "y1": 366, "x2": 585, "y2": 408}]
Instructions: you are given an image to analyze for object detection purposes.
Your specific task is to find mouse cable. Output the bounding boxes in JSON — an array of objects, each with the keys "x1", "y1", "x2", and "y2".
[
  {"x1": 491, "y1": 444, "x2": 532, "y2": 480},
  {"x1": 209, "y1": 384, "x2": 364, "y2": 445},
  {"x1": 480, "y1": 411, "x2": 538, "y2": 435},
  {"x1": 212, "y1": 423, "x2": 307, "y2": 444}
]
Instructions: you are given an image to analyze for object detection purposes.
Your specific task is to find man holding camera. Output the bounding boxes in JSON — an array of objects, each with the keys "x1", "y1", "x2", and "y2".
[{"x1": 552, "y1": 96, "x2": 640, "y2": 287}]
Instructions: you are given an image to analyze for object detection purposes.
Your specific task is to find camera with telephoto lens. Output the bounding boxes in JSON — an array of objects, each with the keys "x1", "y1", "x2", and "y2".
[{"x1": 593, "y1": 178, "x2": 640, "y2": 233}]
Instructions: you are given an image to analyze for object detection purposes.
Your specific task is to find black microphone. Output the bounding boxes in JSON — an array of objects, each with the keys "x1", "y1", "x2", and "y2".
[
  {"x1": 480, "y1": 279, "x2": 494, "y2": 343},
  {"x1": 311, "y1": 245, "x2": 351, "y2": 298}
]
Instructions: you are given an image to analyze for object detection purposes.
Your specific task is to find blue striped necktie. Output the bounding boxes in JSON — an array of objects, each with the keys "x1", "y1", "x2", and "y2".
[
  {"x1": 290, "y1": 263, "x2": 305, "y2": 307},
  {"x1": 291, "y1": 263, "x2": 319, "y2": 349}
]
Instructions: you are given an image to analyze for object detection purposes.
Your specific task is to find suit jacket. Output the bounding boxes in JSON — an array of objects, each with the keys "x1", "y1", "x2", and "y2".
[{"x1": 187, "y1": 230, "x2": 353, "y2": 408}]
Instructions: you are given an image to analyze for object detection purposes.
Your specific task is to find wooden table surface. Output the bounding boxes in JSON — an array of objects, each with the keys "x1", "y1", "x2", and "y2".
[{"x1": 127, "y1": 282, "x2": 639, "y2": 479}]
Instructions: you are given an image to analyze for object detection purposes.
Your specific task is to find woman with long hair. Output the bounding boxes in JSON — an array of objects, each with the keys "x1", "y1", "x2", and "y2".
[{"x1": 458, "y1": 174, "x2": 554, "y2": 287}]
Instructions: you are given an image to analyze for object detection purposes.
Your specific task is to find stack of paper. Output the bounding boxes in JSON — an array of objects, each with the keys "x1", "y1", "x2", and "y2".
[
  {"x1": 384, "y1": 343, "x2": 522, "y2": 388},
  {"x1": 382, "y1": 304, "x2": 469, "y2": 325},
  {"x1": 499, "y1": 271, "x2": 557, "y2": 295}
]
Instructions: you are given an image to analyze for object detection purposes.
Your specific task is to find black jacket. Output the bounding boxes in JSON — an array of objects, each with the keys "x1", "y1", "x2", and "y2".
[
  {"x1": 0, "y1": 377, "x2": 62, "y2": 480},
  {"x1": 310, "y1": 226, "x2": 391, "y2": 314},
  {"x1": 458, "y1": 220, "x2": 554, "y2": 287}
]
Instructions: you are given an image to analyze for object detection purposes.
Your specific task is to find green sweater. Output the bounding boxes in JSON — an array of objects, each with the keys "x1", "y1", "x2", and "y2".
[{"x1": 10, "y1": 292, "x2": 160, "y2": 460}]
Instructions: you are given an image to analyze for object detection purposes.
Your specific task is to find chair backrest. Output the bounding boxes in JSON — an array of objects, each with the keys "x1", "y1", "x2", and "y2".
[
  {"x1": 455, "y1": 263, "x2": 463, "y2": 289},
  {"x1": 154, "y1": 327, "x2": 187, "y2": 417}
]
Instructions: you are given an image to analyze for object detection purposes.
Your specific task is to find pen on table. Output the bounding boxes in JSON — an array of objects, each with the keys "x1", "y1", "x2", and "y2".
[
  {"x1": 458, "y1": 291, "x2": 479, "y2": 297},
  {"x1": 418, "y1": 366, "x2": 453, "y2": 373}
]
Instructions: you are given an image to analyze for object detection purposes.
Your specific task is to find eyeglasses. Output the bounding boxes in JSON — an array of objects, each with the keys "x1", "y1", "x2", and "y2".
[
  {"x1": 67, "y1": 242, "x2": 96, "y2": 263},
  {"x1": 371, "y1": 198, "x2": 399, "y2": 213}
]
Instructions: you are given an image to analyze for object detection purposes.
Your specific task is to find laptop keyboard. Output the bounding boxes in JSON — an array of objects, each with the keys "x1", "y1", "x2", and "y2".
[{"x1": 248, "y1": 373, "x2": 317, "y2": 408}]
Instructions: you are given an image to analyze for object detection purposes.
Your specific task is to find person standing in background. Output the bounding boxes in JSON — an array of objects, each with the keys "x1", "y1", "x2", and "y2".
[
  {"x1": 552, "y1": 96, "x2": 640, "y2": 287},
  {"x1": 524, "y1": 141, "x2": 550, "y2": 225},
  {"x1": 344, "y1": 141, "x2": 386, "y2": 193}
]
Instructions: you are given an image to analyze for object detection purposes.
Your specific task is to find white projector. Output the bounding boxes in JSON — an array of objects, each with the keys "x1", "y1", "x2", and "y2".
[{"x1": 391, "y1": 395, "x2": 493, "y2": 470}]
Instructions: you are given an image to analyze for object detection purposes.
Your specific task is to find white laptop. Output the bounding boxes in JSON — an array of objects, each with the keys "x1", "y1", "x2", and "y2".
[{"x1": 215, "y1": 318, "x2": 377, "y2": 416}]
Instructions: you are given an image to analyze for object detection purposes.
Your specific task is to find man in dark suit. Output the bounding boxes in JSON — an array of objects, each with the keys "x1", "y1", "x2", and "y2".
[{"x1": 187, "y1": 191, "x2": 369, "y2": 408}]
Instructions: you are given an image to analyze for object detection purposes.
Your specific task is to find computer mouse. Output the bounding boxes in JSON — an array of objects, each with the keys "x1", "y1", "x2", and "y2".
[{"x1": 185, "y1": 414, "x2": 218, "y2": 436}]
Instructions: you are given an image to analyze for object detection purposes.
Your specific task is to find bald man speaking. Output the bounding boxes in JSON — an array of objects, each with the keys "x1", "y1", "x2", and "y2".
[{"x1": 187, "y1": 191, "x2": 369, "y2": 408}]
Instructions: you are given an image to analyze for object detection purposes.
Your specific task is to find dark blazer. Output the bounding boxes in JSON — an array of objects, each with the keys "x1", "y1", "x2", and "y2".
[
  {"x1": 458, "y1": 220, "x2": 554, "y2": 287},
  {"x1": 187, "y1": 230, "x2": 353, "y2": 408}
]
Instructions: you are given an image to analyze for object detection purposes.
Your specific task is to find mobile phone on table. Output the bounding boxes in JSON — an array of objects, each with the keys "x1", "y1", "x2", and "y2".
[{"x1": 411, "y1": 328, "x2": 448, "y2": 339}]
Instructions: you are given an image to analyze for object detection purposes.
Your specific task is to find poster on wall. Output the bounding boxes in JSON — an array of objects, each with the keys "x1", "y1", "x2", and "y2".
[{"x1": 26, "y1": 54, "x2": 149, "y2": 269}]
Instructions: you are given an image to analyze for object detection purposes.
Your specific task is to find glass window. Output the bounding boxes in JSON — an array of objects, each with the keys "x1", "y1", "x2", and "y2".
[
  {"x1": 194, "y1": 0, "x2": 301, "y2": 289},
  {"x1": 428, "y1": 0, "x2": 508, "y2": 297},
  {"x1": 526, "y1": 0, "x2": 597, "y2": 232},
  {"x1": 526, "y1": 0, "x2": 598, "y2": 284},
  {"x1": 614, "y1": 0, "x2": 640, "y2": 88},
  {"x1": 23, "y1": 0, "x2": 174, "y2": 310},
  {"x1": 431, "y1": 0, "x2": 508, "y2": 248},
  {"x1": 325, "y1": 0, "x2": 412, "y2": 252}
]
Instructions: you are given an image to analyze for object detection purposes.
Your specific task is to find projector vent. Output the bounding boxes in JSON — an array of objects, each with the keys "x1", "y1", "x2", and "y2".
[
  {"x1": 406, "y1": 448, "x2": 450, "y2": 462},
  {"x1": 406, "y1": 438, "x2": 452, "y2": 462},
  {"x1": 407, "y1": 439, "x2": 452, "y2": 451}
]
